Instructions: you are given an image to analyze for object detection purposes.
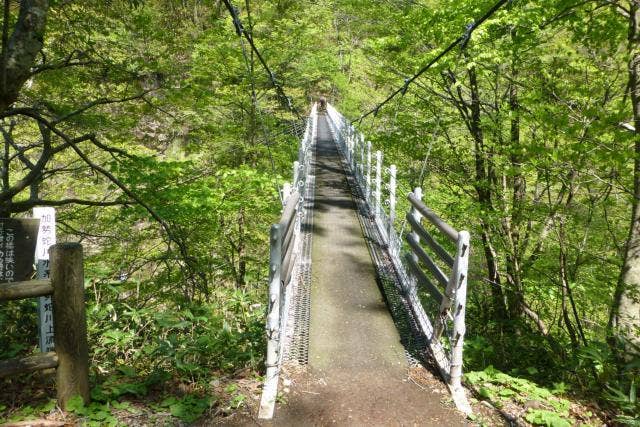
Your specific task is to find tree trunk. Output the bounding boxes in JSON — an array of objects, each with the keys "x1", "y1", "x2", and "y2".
[
  {"x1": 467, "y1": 65, "x2": 509, "y2": 321},
  {"x1": 236, "y1": 208, "x2": 246, "y2": 287},
  {"x1": 611, "y1": 1, "x2": 640, "y2": 354},
  {"x1": 1, "y1": 0, "x2": 50, "y2": 113},
  {"x1": 505, "y1": 67, "x2": 527, "y2": 319}
]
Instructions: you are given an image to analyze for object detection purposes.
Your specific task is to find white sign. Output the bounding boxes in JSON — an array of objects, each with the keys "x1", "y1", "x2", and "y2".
[{"x1": 33, "y1": 207, "x2": 56, "y2": 352}]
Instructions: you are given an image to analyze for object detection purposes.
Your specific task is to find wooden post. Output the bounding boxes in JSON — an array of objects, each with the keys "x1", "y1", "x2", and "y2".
[
  {"x1": 0, "y1": 280, "x2": 53, "y2": 301},
  {"x1": 50, "y1": 243, "x2": 89, "y2": 408},
  {"x1": 0, "y1": 352, "x2": 58, "y2": 378},
  {"x1": 375, "y1": 151, "x2": 382, "y2": 218}
]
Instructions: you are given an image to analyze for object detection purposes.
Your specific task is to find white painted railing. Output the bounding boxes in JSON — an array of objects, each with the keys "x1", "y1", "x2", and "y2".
[
  {"x1": 326, "y1": 103, "x2": 472, "y2": 414},
  {"x1": 259, "y1": 103, "x2": 317, "y2": 419}
]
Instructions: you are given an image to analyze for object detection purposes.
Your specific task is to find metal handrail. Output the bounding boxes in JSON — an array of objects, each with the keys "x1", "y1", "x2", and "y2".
[
  {"x1": 408, "y1": 192, "x2": 459, "y2": 242},
  {"x1": 324, "y1": 104, "x2": 472, "y2": 415},
  {"x1": 259, "y1": 103, "x2": 317, "y2": 419}
]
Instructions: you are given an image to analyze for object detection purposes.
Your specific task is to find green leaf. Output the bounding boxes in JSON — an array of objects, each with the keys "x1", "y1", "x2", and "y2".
[
  {"x1": 524, "y1": 409, "x2": 571, "y2": 427},
  {"x1": 66, "y1": 395, "x2": 87, "y2": 415}
]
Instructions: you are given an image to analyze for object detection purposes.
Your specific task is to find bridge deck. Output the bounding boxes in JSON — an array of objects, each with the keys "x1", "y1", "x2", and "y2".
[{"x1": 269, "y1": 115, "x2": 467, "y2": 425}]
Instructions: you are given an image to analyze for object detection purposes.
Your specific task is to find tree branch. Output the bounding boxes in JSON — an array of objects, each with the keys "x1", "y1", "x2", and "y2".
[
  {"x1": 30, "y1": 49, "x2": 95, "y2": 75},
  {"x1": 0, "y1": 119, "x2": 51, "y2": 203},
  {"x1": 52, "y1": 90, "x2": 153, "y2": 124},
  {"x1": 10, "y1": 197, "x2": 132, "y2": 213}
]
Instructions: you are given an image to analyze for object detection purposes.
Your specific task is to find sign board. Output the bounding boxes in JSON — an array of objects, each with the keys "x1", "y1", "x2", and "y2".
[
  {"x1": 33, "y1": 207, "x2": 56, "y2": 352},
  {"x1": 0, "y1": 218, "x2": 39, "y2": 283}
]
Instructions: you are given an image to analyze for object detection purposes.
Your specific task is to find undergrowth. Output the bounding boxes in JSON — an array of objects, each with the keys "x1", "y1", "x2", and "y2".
[
  {"x1": 464, "y1": 333, "x2": 640, "y2": 425},
  {"x1": 0, "y1": 281, "x2": 266, "y2": 425}
]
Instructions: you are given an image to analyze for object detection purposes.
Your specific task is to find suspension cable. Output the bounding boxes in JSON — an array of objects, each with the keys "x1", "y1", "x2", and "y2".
[
  {"x1": 397, "y1": 116, "x2": 441, "y2": 242},
  {"x1": 354, "y1": 0, "x2": 512, "y2": 123},
  {"x1": 234, "y1": 14, "x2": 283, "y2": 204},
  {"x1": 221, "y1": 0, "x2": 302, "y2": 120}
]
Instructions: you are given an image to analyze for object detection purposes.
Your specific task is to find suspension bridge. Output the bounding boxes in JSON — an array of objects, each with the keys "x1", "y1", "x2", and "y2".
[{"x1": 257, "y1": 103, "x2": 472, "y2": 424}]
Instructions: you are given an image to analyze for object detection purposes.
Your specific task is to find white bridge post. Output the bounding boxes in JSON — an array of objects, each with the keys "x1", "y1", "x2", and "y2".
[
  {"x1": 344, "y1": 127, "x2": 350, "y2": 165},
  {"x1": 293, "y1": 161, "x2": 300, "y2": 187},
  {"x1": 449, "y1": 230, "x2": 471, "y2": 414},
  {"x1": 341, "y1": 117, "x2": 348, "y2": 149},
  {"x1": 366, "y1": 141, "x2": 372, "y2": 202},
  {"x1": 409, "y1": 187, "x2": 423, "y2": 265},
  {"x1": 359, "y1": 134, "x2": 365, "y2": 182},
  {"x1": 375, "y1": 151, "x2": 382, "y2": 219},
  {"x1": 350, "y1": 128, "x2": 356, "y2": 171},
  {"x1": 282, "y1": 182, "x2": 292, "y2": 206},
  {"x1": 449, "y1": 231, "x2": 470, "y2": 388},
  {"x1": 259, "y1": 224, "x2": 283, "y2": 419},
  {"x1": 389, "y1": 165, "x2": 397, "y2": 239}
]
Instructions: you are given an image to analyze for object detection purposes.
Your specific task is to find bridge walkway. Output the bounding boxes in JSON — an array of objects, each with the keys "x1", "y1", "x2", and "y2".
[{"x1": 268, "y1": 114, "x2": 467, "y2": 425}]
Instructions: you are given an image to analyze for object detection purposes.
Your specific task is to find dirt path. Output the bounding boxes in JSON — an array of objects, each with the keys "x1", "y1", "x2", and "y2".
[{"x1": 255, "y1": 115, "x2": 468, "y2": 426}]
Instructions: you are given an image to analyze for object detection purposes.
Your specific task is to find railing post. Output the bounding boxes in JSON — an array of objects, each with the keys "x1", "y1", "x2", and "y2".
[
  {"x1": 449, "y1": 231, "x2": 470, "y2": 395},
  {"x1": 282, "y1": 182, "x2": 292, "y2": 206},
  {"x1": 50, "y1": 243, "x2": 89, "y2": 409},
  {"x1": 366, "y1": 141, "x2": 372, "y2": 201},
  {"x1": 350, "y1": 128, "x2": 356, "y2": 170},
  {"x1": 260, "y1": 224, "x2": 282, "y2": 419},
  {"x1": 353, "y1": 135, "x2": 357, "y2": 175},
  {"x1": 359, "y1": 135, "x2": 365, "y2": 182},
  {"x1": 389, "y1": 165, "x2": 397, "y2": 238},
  {"x1": 298, "y1": 141, "x2": 304, "y2": 164},
  {"x1": 346, "y1": 129, "x2": 351, "y2": 165},
  {"x1": 311, "y1": 107, "x2": 318, "y2": 144},
  {"x1": 409, "y1": 187, "x2": 423, "y2": 264},
  {"x1": 293, "y1": 161, "x2": 300, "y2": 187},
  {"x1": 375, "y1": 151, "x2": 382, "y2": 218}
]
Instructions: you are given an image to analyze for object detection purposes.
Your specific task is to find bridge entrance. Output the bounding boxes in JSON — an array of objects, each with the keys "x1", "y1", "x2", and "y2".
[{"x1": 260, "y1": 113, "x2": 467, "y2": 425}]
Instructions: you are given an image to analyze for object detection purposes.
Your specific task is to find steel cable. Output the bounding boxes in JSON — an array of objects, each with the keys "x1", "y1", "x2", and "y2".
[
  {"x1": 221, "y1": 0, "x2": 302, "y2": 120},
  {"x1": 354, "y1": 0, "x2": 512, "y2": 123}
]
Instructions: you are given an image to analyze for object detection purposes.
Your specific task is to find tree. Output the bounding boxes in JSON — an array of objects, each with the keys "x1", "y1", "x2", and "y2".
[{"x1": 611, "y1": 0, "x2": 640, "y2": 355}]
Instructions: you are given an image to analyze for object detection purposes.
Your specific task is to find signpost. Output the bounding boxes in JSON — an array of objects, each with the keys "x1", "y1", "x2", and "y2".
[
  {"x1": 0, "y1": 218, "x2": 39, "y2": 283},
  {"x1": 33, "y1": 208, "x2": 56, "y2": 352}
]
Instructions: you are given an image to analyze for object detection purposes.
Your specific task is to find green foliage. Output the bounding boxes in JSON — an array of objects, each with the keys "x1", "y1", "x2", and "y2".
[
  {"x1": 87, "y1": 285, "x2": 265, "y2": 379},
  {"x1": 0, "y1": 399, "x2": 56, "y2": 424},
  {"x1": 524, "y1": 409, "x2": 572, "y2": 427},
  {"x1": 152, "y1": 395, "x2": 213, "y2": 424},
  {"x1": 466, "y1": 366, "x2": 573, "y2": 425},
  {"x1": 65, "y1": 395, "x2": 121, "y2": 427}
]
